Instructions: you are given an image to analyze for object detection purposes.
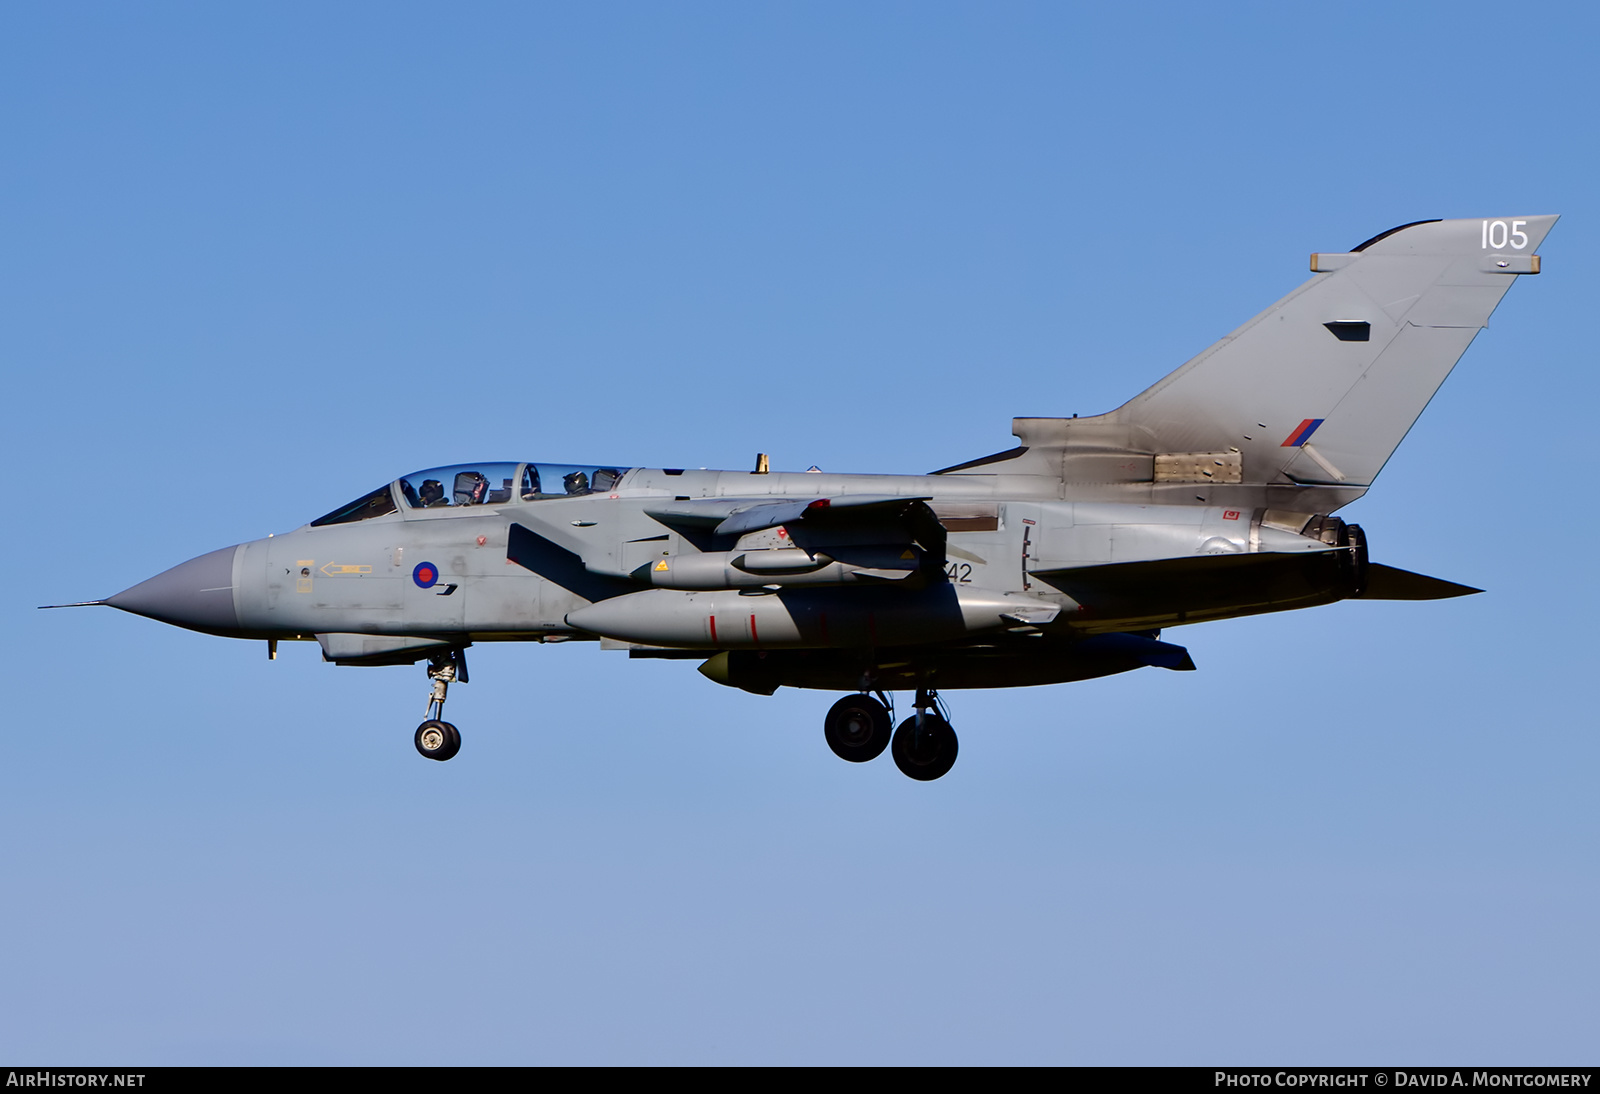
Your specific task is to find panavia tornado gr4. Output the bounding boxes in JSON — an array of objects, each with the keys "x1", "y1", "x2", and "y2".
[{"x1": 51, "y1": 215, "x2": 1555, "y2": 780}]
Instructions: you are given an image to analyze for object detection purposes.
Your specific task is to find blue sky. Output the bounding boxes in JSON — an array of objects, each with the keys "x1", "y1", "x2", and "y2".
[{"x1": 4, "y1": 2, "x2": 1596, "y2": 1063}]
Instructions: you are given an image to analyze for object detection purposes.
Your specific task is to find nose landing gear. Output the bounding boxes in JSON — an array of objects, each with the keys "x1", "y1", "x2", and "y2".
[
  {"x1": 415, "y1": 719, "x2": 460, "y2": 761},
  {"x1": 414, "y1": 650, "x2": 466, "y2": 761}
]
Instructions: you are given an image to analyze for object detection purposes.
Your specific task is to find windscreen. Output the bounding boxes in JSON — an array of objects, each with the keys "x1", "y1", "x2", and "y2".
[{"x1": 310, "y1": 484, "x2": 398, "y2": 527}]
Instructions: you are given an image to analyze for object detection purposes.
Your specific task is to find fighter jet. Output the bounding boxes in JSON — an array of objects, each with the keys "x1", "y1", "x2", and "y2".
[{"x1": 48, "y1": 215, "x2": 1555, "y2": 779}]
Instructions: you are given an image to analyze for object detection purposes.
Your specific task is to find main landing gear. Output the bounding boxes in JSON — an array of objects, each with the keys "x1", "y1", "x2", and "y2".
[
  {"x1": 414, "y1": 650, "x2": 466, "y2": 761},
  {"x1": 824, "y1": 683, "x2": 958, "y2": 781},
  {"x1": 824, "y1": 692, "x2": 893, "y2": 762}
]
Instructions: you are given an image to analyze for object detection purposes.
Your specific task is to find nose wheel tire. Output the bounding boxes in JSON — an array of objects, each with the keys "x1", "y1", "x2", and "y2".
[
  {"x1": 415, "y1": 720, "x2": 461, "y2": 761},
  {"x1": 824, "y1": 694, "x2": 893, "y2": 763},
  {"x1": 891, "y1": 713, "x2": 958, "y2": 781}
]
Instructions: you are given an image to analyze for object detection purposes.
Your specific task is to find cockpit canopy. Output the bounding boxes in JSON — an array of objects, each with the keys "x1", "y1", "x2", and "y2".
[
  {"x1": 310, "y1": 461, "x2": 631, "y2": 527},
  {"x1": 399, "y1": 462, "x2": 523, "y2": 509}
]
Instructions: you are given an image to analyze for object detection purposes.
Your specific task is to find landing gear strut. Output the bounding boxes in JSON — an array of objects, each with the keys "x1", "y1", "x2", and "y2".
[
  {"x1": 823, "y1": 681, "x2": 959, "y2": 780},
  {"x1": 890, "y1": 684, "x2": 958, "y2": 781},
  {"x1": 414, "y1": 650, "x2": 466, "y2": 761}
]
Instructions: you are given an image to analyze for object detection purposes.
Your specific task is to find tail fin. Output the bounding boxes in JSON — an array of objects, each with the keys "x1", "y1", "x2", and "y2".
[{"x1": 1108, "y1": 215, "x2": 1555, "y2": 488}]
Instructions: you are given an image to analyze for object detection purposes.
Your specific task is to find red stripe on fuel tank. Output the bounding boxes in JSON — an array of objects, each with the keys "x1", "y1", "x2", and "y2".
[
  {"x1": 749, "y1": 613, "x2": 759, "y2": 645},
  {"x1": 709, "y1": 615, "x2": 718, "y2": 643}
]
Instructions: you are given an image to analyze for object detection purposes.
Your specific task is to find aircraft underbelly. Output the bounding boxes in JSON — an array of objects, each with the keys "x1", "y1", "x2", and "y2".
[{"x1": 703, "y1": 644, "x2": 1148, "y2": 693}]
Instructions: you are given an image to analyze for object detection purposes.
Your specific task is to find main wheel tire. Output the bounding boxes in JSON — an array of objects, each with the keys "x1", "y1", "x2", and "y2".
[
  {"x1": 415, "y1": 719, "x2": 461, "y2": 761},
  {"x1": 891, "y1": 713, "x2": 958, "y2": 781},
  {"x1": 824, "y1": 694, "x2": 893, "y2": 763}
]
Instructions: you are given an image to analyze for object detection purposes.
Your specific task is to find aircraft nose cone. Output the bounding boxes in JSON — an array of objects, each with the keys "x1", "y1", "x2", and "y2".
[{"x1": 106, "y1": 545, "x2": 243, "y2": 636}]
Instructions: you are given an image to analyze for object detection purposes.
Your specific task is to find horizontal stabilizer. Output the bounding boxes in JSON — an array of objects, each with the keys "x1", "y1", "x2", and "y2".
[
  {"x1": 1076, "y1": 632, "x2": 1196, "y2": 671},
  {"x1": 1032, "y1": 550, "x2": 1357, "y2": 630},
  {"x1": 1359, "y1": 563, "x2": 1481, "y2": 600}
]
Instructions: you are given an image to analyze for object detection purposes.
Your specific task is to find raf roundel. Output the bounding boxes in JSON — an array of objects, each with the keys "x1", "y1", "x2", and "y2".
[{"x1": 412, "y1": 562, "x2": 439, "y2": 589}]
